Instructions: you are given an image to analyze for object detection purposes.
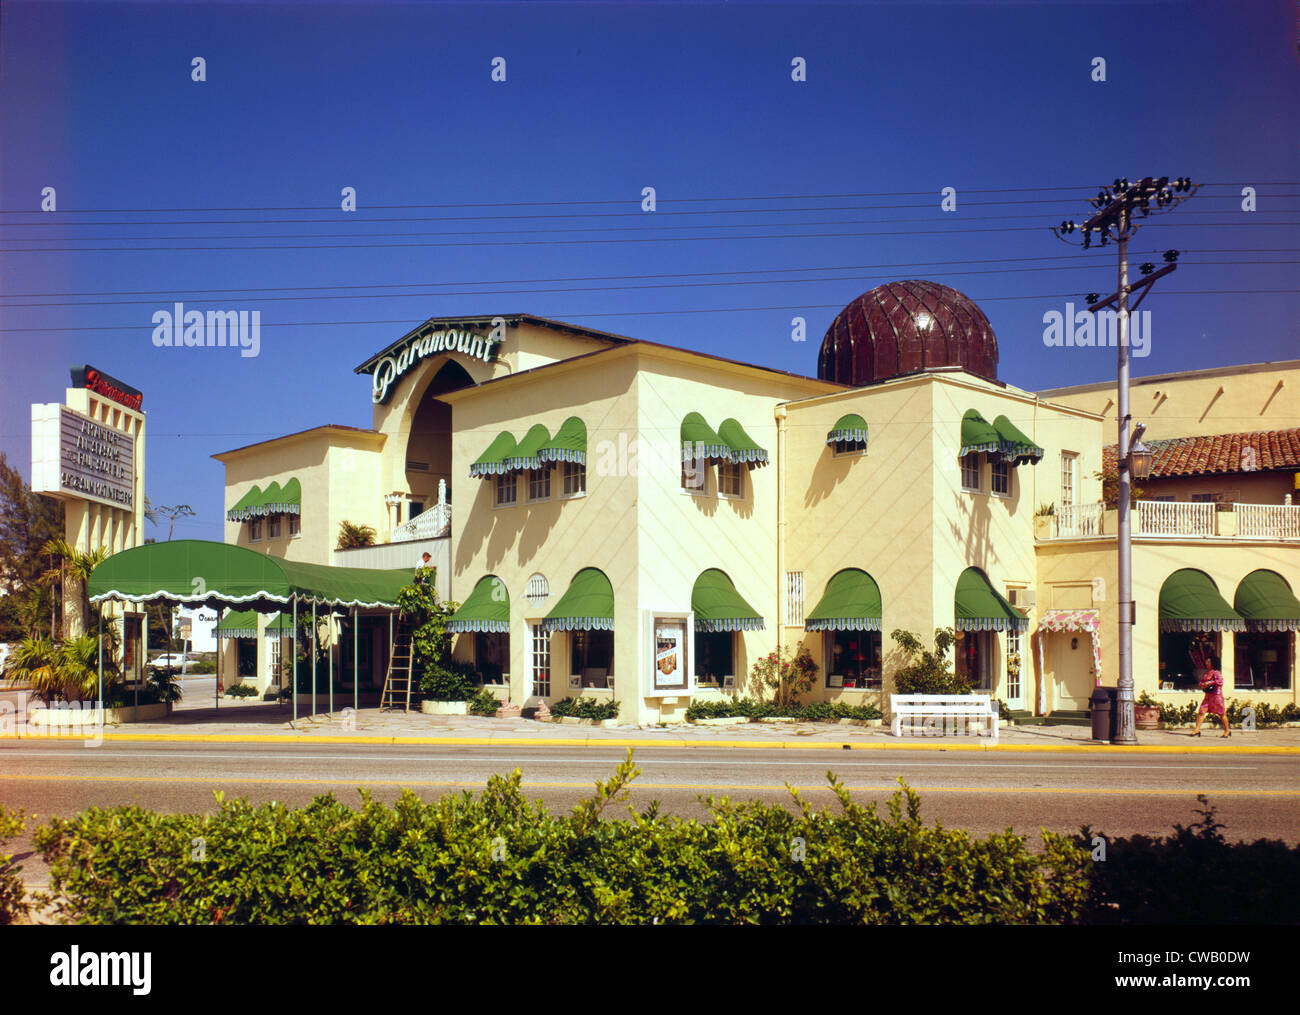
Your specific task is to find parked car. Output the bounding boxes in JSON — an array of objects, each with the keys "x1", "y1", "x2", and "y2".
[{"x1": 149, "y1": 652, "x2": 191, "y2": 672}]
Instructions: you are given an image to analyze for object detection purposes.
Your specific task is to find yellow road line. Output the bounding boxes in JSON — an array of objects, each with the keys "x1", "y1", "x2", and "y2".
[{"x1": 1, "y1": 773, "x2": 1297, "y2": 795}]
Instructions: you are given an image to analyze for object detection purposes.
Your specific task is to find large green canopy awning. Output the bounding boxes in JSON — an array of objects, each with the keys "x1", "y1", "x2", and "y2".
[
  {"x1": 214, "y1": 609, "x2": 259, "y2": 638},
  {"x1": 470, "y1": 432, "x2": 519, "y2": 478},
  {"x1": 992, "y1": 415, "x2": 1044, "y2": 466},
  {"x1": 448, "y1": 575, "x2": 511, "y2": 633},
  {"x1": 805, "y1": 569, "x2": 883, "y2": 632},
  {"x1": 227, "y1": 485, "x2": 263, "y2": 522},
  {"x1": 505, "y1": 424, "x2": 552, "y2": 472},
  {"x1": 959, "y1": 410, "x2": 1001, "y2": 457},
  {"x1": 1234, "y1": 570, "x2": 1300, "y2": 632},
  {"x1": 717, "y1": 418, "x2": 769, "y2": 467},
  {"x1": 88, "y1": 540, "x2": 411, "y2": 610},
  {"x1": 826, "y1": 413, "x2": 868, "y2": 447},
  {"x1": 681, "y1": 412, "x2": 731, "y2": 462},
  {"x1": 543, "y1": 567, "x2": 614, "y2": 633},
  {"x1": 1159, "y1": 569, "x2": 1245, "y2": 633},
  {"x1": 692, "y1": 569, "x2": 764, "y2": 632},
  {"x1": 955, "y1": 567, "x2": 1028, "y2": 632},
  {"x1": 537, "y1": 416, "x2": 587, "y2": 466}
]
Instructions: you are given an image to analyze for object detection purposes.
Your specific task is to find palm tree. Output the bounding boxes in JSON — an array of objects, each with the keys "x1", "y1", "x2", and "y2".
[
  {"x1": 38, "y1": 537, "x2": 110, "y2": 638},
  {"x1": 7, "y1": 628, "x2": 119, "y2": 704},
  {"x1": 16, "y1": 584, "x2": 52, "y2": 640},
  {"x1": 336, "y1": 521, "x2": 378, "y2": 550}
]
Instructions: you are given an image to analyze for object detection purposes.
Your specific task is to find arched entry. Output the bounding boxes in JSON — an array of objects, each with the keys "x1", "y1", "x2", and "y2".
[{"x1": 403, "y1": 359, "x2": 475, "y2": 517}]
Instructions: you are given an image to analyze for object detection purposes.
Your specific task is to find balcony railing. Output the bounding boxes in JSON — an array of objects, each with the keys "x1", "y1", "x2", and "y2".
[
  {"x1": 1054, "y1": 502, "x2": 1103, "y2": 538},
  {"x1": 1135, "y1": 500, "x2": 1216, "y2": 537},
  {"x1": 387, "y1": 502, "x2": 450, "y2": 543},
  {"x1": 1042, "y1": 500, "x2": 1300, "y2": 541},
  {"x1": 1235, "y1": 502, "x2": 1300, "y2": 540}
]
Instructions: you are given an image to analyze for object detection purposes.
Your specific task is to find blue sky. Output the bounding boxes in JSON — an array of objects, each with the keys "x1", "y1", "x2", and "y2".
[{"x1": 1, "y1": 0, "x2": 1295, "y2": 541}]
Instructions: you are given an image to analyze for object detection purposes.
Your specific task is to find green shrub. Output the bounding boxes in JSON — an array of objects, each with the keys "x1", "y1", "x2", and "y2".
[
  {"x1": 468, "y1": 688, "x2": 502, "y2": 716},
  {"x1": 0, "y1": 808, "x2": 29, "y2": 926},
  {"x1": 549, "y1": 697, "x2": 620, "y2": 720},
  {"x1": 420, "y1": 660, "x2": 479, "y2": 701},
  {"x1": 750, "y1": 647, "x2": 818, "y2": 707},
  {"x1": 225, "y1": 683, "x2": 259, "y2": 698},
  {"x1": 188, "y1": 658, "x2": 217, "y2": 674},
  {"x1": 31, "y1": 761, "x2": 1089, "y2": 925},
  {"x1": 890, "y1": 628, "x2": 972, "y2": 695},
  {"x1": 685, "y1": 697, "x2": 880, "y2": 722}
]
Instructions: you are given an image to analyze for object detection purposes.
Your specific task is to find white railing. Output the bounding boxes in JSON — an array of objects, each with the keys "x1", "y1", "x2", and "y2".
[
  {"x1": 387, "y1": 502, "x2": 450, "y2": 543},
  {"x1": 1135, "y1": 500, "x2": 1217, "y2": 537},
  {"x1": 1054, "y1": 501, "x2": 1104, "y2": 537},
  {"x1": 1234, "y1": 503, "x2": 1300, "y2": 540}
]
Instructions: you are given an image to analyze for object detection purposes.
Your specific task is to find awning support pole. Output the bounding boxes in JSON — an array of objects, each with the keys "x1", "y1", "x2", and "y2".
[
  {"x1": 312, "y1": 599, "x2": 318, "y2": 719},
  {"x1": 216, "y1": 607, "x2": 221, "y2": 711},
  {"x1": 328, "y1": 610, "x2": 334, "y2": 715},
  {"x1": 353, "y1": 606, "x2": 359, "y2": 714},
  {"x1": 97, "y1": 609, "x2": 103, "y2": 712},
  {"x1": 292, "y1": 598, "x2": 298, "y2": 724}
]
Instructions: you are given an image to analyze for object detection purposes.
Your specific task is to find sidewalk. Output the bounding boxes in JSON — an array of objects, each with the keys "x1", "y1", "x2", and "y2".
[{"x1": 10, "y1": 698, "x2": 1298, "y2": 754}]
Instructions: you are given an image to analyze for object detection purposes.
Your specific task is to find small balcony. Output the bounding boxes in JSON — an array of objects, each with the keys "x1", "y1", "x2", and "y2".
[
  {"x1": 385, "y1": 502, "x2": 450, "y2": 543},
  {"x1": 1043, "y1": 501, "x2": 1300, "y2": 542}
]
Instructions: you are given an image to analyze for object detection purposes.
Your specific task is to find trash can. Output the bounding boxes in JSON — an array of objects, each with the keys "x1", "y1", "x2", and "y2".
[{"x1": 1090, "y1": 685, "x2": 1117, "y2": 742}]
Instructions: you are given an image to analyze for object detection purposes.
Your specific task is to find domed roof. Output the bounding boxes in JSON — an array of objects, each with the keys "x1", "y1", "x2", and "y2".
[{"x1": 818, "y1": 281, "x2": 998, "y2": 386}]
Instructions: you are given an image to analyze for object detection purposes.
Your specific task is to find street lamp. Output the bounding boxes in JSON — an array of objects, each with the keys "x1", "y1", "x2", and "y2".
[{"x1": 1129, "y1": 422, "x2": 1154, "y2": 481}]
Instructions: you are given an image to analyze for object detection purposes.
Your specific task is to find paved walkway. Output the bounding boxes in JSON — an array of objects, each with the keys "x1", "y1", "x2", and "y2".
[{"x1": 8, "y1": 697, "x2": 1297, "y2": 753}]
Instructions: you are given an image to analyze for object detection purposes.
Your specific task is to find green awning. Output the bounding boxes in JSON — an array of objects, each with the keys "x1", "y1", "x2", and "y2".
[
  {"x1": 681, "y1": 412, "x2": 730, "y2": 462},
  {"x1": 470, "y1": 431, "x2": 518, "y2": 478},
  {"x1": 505, "y1": 424, "x2": 552, "y2": 472},
  {"x1": 692, "y1": 569, "x2": 764, "y2": 632},
  {"x1": 88, "y1": 540, "x2": 412, "y2": 610},
  {"x1": 542, "y1": 567, "x2": 614, "y2": 632},
  {"x1": 227, "y1": 485, "x2": 263, "y2": 522},
  {"x1": 214, "y1": 609, "x2": 259, "y2": 639},
  {"x1": 537, "y1": 416, "x2": 587, "y2": 466},
  {"x1": 1159, "y1": 569, "x2": 1245, "y2": 633},
  {"x1": 955, "y1": 567, "x2": 1028, "y2": 632},
  {"x1": 257, "y1": 481, "x2": 283, "y2": 515},
  {"x1": 992, "y1": 416, "x2": 1044, "y2": 466},
  {"x1": 448, "y1": 575, "x2": 511, "y2": 633},
  {"x1": 805, "y1": 569, "x2": 883, "y2": 632},
  {"x1": 826, "y1": 413, "x2": 868, "y2": 446},
  {"x1": 264, "y1": 612, "x2": 296, "y2": 636},
  {"x1": 959, "y1": 410, "x2": 1001, "y2": 457},
  {"x1": 1234, "y1": 570, "x2": 1300, "y2": 632},
  {"x1": 265, "y1": 477, "x2": 301, "y2": 514},
  {"x1": 717, "y1": 418, "x2": 769, "y2": 467}
]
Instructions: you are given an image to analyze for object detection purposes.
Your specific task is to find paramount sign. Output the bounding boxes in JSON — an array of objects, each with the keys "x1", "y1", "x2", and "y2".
[
  {"x1": 31, "y1": 404, "x2": 137, "y2": 511},
  {"x1": 370, "y1": 324, "x2": 503, "y2": 403}
]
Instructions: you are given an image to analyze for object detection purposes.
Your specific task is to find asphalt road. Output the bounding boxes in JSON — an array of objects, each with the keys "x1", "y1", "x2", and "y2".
[{"x1": 3, "y1": 739, "x2": 1298, "y2": 845}]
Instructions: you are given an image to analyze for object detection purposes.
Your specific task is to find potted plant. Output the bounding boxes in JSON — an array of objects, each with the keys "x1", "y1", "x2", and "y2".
[{"x1": 1135, "y1": 690, "x2": 1162, "y2": 730}]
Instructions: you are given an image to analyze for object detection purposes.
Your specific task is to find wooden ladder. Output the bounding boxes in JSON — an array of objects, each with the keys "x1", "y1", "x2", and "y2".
[{"x1": 379, "y1": 617, "x2": 415, "y2": 712}]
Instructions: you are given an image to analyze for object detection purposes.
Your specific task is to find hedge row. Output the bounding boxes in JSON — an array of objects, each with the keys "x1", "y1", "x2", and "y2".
[
  {"x1": 549, "y1": 696, "x2": 620, "y2": 719},
  {"x1": 686, "y1": 697, "x2": 882, "y2": 721},
  {"x1": 22, "y1": 758, "x2": 1088, "y2": 925}
]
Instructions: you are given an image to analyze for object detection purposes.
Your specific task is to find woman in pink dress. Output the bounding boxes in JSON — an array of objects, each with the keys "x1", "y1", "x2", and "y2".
[{"x1": 1190, "y1": 646, "x2": 1229, "y2": 737}]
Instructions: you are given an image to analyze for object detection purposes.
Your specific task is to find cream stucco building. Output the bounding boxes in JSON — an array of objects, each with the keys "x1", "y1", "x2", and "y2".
[{"x1": 214, "y1": 286, "x2": 1300, "y2": 724}]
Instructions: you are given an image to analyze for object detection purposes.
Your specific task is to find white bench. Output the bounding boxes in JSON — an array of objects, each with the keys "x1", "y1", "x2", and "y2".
[{"x1": 891, "y1": 694, "x2": 999, "y2": 740}]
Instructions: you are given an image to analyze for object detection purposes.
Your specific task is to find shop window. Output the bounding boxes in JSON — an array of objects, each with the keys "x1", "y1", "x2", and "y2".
[
  {"x1": 249, "y1": 519, "x2": 263, "y2": 542},
  {"x1": 682, "y1": 456, "x2": 707, "y2": 495},
  {"x1": 495, "y1": 472, "x2": 517, "y2": 507},
  {"x1": 825, "y1": 630, "x2": 882, "y2": 689},
  {"x1": 528, "y1": 468, "x2": 551, "y2": 503},
  {"x1": 694, "y1": 631, "x2": 734, "y2": 685},
  {"x1": 1005, "y1": 628, "x2": 1022, "y2": 701},
  {"x1": 961, "y1": 453, "x2": 982, "y2": 492},
  {"x1": 475, "y1": 631, "x2": 509, "y2": 685},
  {"x1": 954, "y1": 630, "x2": 994, "y2": 691},
  {"x1": 1234, "y1": 631, "x2": 1292, "y2": 691},
  {"x1": 562, "y1": 461, "x2": 586, "y2": 498},
  {"x1": 530, "y1": 624, "x2": 551, "y2": 698},
  {"x1": 237, "y1": 639, "x2": 258, "y2": 679},
  {"x1": 991, "y1": 459, "x2": 1011, "y2": 497},
  {"x1": 570, "y1": 629, "x2": 614, "y2": 688},
  {"x1": 268, "y1": 515, "x2": 282, "y2": 539},
  {"x1": 1158, "y1": 631, "x2": 1220, "y2": 690},
  {"x1": 718, "y1": 461, "x2": 743, "y2": 498},
  {"x1": 288, "y1": 514, "x2": 300, "y2": 536}
]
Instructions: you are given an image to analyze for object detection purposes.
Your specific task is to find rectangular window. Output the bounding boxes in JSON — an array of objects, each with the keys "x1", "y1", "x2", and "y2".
[
  {"x1": 833, "y1": 439, "x2": 866, "y2": 457},
  {"x1": 562, "y1": 461, "x2": 586, "y2": 497},
  {"x1": 694, "y1": 630, "x2": 734, "y2": 684},
  {"x1": 961, "y1": 453, "x2": 982, "y2": 492},
  {"x1": 474, "y1": 631, "x2": 509, "y2": 685},
  {"x1": 1234, "y1": 631, "x2": 1292, "y2": 692},
  {"x1": 991, "y1": 458, "x2": 1011, "y2": 497},
  {"x1": 1006, "y1": 627, "x2": 1022, "y2": 701},
  {"x1": 528, "y1": 468, "x2": 551, "y2": 502},
  {"x1": 786, "y1": 571, "x2": 805, "y2": 626},
  {"x1": 682, "y1": 456, "x2": 707, "y2": 494},
  {"x1": 249, "y1": 519, "x2": 263, "y2": 542},
  {"x1": 288, "y1": 514, "x2": 300, "y2": 536},
  {"x1": 495, "y1": 472, "x2": 517, "y2": 507},
  {"x1": 267, "y1": 515, "x2": 282, "y2": 539},
  {"x1": 825, "y1": 630, "x2": 882, "y2": 689},
  {"x1": 530, "y1": 623, "x2": 551, "y2": 698},
  {"x1": 1061, "y1": 452, "x2": 1078, "y2": 505},
  {"x1": 955, "y1": 631, "x2": 994, "y2": 691},
  {"x1": 718, "y1": 460, "x2": 743, "y2": 498},
  {"x1": 570, "y1": 629, "x2": 614, "y2": 687}
]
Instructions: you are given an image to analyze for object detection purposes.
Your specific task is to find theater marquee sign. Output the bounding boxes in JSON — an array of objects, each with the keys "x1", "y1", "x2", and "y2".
[
  {"x1": 31, "y1": 404, "x2": 137, "y2": 510},
  {"x1": 369, "y1": 326, "x2": 503, "y2": 404}
]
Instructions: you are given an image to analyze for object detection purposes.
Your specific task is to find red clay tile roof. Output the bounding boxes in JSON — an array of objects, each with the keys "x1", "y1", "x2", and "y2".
[{"x1": 1103, "y1": 428, "x2": 1300, "y2": 478}]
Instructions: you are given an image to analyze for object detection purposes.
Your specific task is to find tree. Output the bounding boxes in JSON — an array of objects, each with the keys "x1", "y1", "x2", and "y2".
[
  {"x1": 750, "y1": 645, "x2": 819, "y2": 707},
  {"x1": 38, "y1": 537, "x2": 110, "y2": 639},
  {"x1": 0, "y1": 453, "x2": 64, "y2": 642},
  {"x1": 147, "y1": 501, "x2": 195, "y2": 541},
  {"x1": 890, "y1": 627, "x2": 971, "y2": 695},
  {"x1": 337, "y1": 521, "x2": 378, "y2": 550}
]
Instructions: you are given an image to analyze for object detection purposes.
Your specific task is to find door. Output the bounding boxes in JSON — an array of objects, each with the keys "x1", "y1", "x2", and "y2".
[
  {"x1": 1051, "y1": 631, "x2": 1094, "y2": 710},
  {"x1": 1003, "y1": 629, "x2": 1025, "y2": 710}
]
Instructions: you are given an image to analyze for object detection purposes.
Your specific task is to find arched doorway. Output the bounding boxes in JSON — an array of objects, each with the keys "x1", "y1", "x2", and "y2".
[{"x1": 403, "y1": 359, "x2": 475, "y2": 517}]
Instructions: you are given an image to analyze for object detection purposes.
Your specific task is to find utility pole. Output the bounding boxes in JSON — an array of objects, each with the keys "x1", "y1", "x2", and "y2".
[{"x1": 1052, "y1": 176, "x2": 1196, "y2": 743}]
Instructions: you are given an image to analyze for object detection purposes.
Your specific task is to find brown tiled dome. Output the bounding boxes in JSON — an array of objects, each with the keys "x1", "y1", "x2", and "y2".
[{"x1": 818, "y1": 281, "x2": 999, "y2": 386}]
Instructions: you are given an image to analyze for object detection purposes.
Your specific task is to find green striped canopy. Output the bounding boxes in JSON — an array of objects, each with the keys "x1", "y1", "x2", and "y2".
[
  {"x1": 805, "y1": 569, "x2": 883, "y2": 632},
  {"x1": 826, "y1": 413, "x2": 868, "y2": 446},
  {"x1": 992, "y1": 416, "x2": 1044, "y2": 466},
  {"x1": 717, "y1": 418, "x2": 769, "y2": 466},
  {"x1": 214, "y1": 609, "x2": 259, "y2": 638},
  {"x1": 959, "y1": 410, "x2": 1001, "y2": 457},
  {"x1": 88, "y1": 540, "x2": 412, "y2": 610},
  {"x1": 1159, "y1": 569, "x2": 1245, "y2": 633},
  {"x1": 680, "y1": 412, "x2": 730, "y2": 462},
  {"x1": 505, "y1": 424, "x2": 551, "y2": 472},
  {"x1": 470, "y1": 431, "x2": 519, "y2": 478},
  {"x1": 537, "y1": 416, "x2": 587, "y2": 465},
  {"x1": 448, "y1": 575, "x2": 511, "y2": 633},
  {"x1": 263, "y1": 477, "x2": 301, "y2": 514},
  {"x1": 1234, "y1": 570, "x2": 1300, "y2": 632},
  {"x1": 955, "y1": 567, "x2": 1028, "y2": 632},
  {"x1": 692, "y1": 569, "x2": 764, "y2": 632},
  {"x1": 543, "y1": 567, "x2": 614, "y2": 632},
  {"x1": 264, "y1": 612, "x2": 296, "y2": 636},
  {"x1": 227, "y1": 485, "x2": 263, "y2": 521}
]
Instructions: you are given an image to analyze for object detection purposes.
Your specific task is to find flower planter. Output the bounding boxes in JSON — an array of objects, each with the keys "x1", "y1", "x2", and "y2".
[
  {"x1": 421, "y1": 699, "x2": 469, "y2": 716},
  {"x1": 28, "y1": 702, "x2": 167, "y2": 727},
  {"x1": 1134, "y1": 704, "x2": 1162, "y2": 730},
  {"x1": 837, "y1": 717, "x2": 883, "y2": 727},
  {"x1": 758, "y1": 716, "x2": 801, "y2": 724}
]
